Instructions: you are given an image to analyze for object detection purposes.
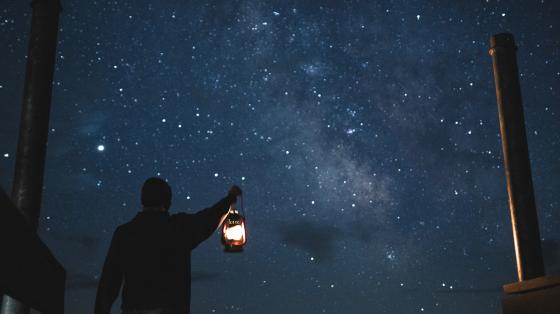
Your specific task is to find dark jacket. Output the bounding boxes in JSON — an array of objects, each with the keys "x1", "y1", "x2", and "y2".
[{"x1": 94, "y1": 195, "x2": 235, "y2": 314}]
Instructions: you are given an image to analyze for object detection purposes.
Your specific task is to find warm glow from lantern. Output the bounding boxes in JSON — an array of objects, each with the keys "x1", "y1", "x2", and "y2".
[
  {"x1": 221, "y1": 210, "x2": 247, "y2": 251},
  {"x1": 224, "y1": 224, "x2": 245, "y2": 241}
]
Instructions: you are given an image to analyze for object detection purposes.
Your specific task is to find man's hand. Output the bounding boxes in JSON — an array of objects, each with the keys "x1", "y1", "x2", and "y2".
[{"x1": 228, "y1": 185, "x2": 242, "y2": 198}]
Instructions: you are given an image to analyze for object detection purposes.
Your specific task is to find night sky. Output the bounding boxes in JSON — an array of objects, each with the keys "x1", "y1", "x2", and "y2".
[{"x1": 1, "y1": 1, "x2": 560, "y2": 313}]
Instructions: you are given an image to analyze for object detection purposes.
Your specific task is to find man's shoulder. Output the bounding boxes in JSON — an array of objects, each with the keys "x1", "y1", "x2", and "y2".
[
  {"x1": 170, "y1": 212, "x2": 195, "y2": 221},
  {"x1": 170, "y1": 212, "x2": 202, "y2": 229},
  {"x1": 113, "y1": 219, "x2": 137, "y2": 236}
]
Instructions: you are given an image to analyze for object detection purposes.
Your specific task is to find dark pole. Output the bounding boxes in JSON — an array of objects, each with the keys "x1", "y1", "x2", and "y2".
[
  {"x1": 1, "y1": 0, "x2": 61, "y2": 313},
  {"x1": 489, "y1": 33, "x2": 545, "y2": 282}
]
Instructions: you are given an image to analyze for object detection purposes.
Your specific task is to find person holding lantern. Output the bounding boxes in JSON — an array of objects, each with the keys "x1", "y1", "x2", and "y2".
[{"x1": 94, "y1": 177, "x2": 242, "y2": 314}]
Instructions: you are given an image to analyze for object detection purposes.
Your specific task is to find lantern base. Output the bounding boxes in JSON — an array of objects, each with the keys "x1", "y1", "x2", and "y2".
[{"x1": 223, "y1": 245, "x2": 244, "y2": 253}]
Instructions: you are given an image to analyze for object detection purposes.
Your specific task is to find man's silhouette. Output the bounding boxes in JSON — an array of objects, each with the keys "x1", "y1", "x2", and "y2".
[{"x1": 94, "y1": 177, "x2": 241, "y2": 314}]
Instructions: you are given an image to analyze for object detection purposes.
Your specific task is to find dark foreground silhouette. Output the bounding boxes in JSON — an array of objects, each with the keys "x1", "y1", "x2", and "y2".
[
  {"x1": 94, "y1": 178, "x2": 241, "y2": 314},
  {"x1": 0, "y1": 188, "x2": 65, "y2": 314}
]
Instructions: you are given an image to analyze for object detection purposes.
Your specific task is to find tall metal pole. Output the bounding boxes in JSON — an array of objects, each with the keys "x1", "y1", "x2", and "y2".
[
  {"x1": 489, "y1": 33, "x2": 545, "y2": 282},
  {"x1": 1, "y1": 0, "x2": 61, "y2": 313}
]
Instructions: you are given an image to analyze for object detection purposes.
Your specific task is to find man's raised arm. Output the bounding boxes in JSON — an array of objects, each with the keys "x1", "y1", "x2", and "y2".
[{"x1": 189, "y1": 185, "x2": 242, "y2": 248}]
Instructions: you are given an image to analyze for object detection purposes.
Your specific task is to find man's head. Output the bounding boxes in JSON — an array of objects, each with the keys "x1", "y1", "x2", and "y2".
[{"x1": 141, "y1": 177, "x2": 172, "y2": 211}]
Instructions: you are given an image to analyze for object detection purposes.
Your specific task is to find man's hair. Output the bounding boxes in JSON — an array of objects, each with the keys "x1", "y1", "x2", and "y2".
[{"x1": 141, "y1": 177, "x2": 172, "y2": 210}]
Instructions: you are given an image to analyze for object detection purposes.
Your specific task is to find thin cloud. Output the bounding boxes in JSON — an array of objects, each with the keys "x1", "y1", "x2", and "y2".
[{"x1": 277, "y1": 220, "x2": 341, "y2": 262}]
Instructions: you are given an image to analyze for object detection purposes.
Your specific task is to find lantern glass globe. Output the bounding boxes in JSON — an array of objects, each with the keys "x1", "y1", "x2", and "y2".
[{"x1": 225, "y1": 225, "x2": 244, "y2": 241}]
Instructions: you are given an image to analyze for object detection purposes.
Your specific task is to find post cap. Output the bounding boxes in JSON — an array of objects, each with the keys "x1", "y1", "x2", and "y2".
[{"x1": 489, "y1": 33, "x2": 517, "y2": 51}]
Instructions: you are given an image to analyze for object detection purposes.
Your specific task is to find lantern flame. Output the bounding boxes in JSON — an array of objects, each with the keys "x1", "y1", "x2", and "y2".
[{"x1": 224, "y1": 223, "x2": 245, "y2": 241}]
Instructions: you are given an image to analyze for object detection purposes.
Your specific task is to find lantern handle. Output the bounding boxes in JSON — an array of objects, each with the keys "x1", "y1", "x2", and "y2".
[
  {"x1": 239, "y1": 193, "x2": 248, "y2": 219},
  {"x1": 223, "y1": 191, "x2": 246, "y2": 217}
]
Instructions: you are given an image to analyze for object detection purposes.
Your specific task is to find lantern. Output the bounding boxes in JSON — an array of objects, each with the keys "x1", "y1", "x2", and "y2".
[{"x1": 221, "y1": 208, "x2": 247, "y2": 252}]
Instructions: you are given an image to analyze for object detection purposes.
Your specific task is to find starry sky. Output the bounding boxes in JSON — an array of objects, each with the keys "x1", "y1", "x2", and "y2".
[{"x1": 1, "y1": 1, "x2": 560, "y2": 313}]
